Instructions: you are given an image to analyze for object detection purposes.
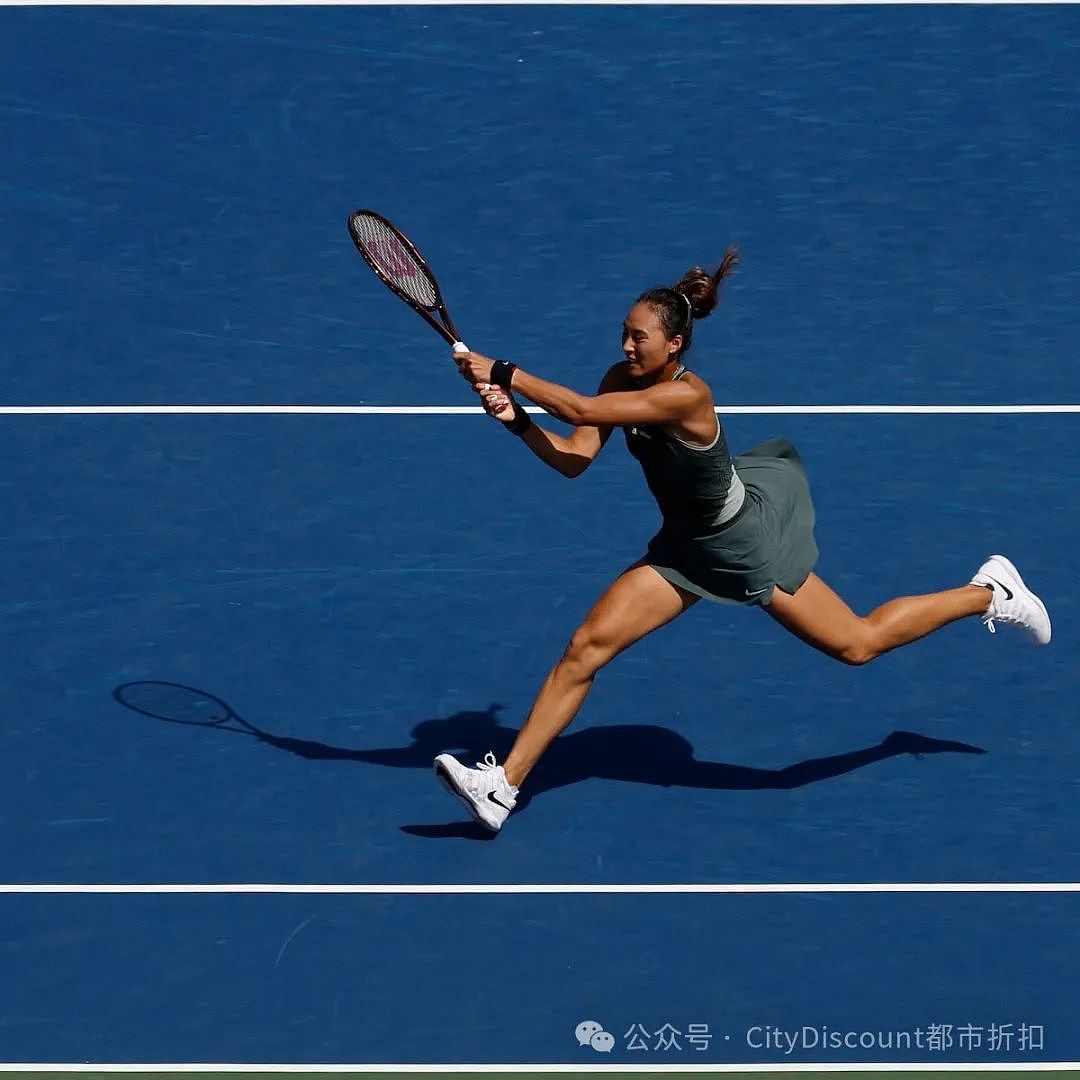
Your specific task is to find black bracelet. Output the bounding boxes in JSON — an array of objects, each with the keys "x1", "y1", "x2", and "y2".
[
  {"x1": 489, "y1": 360, "x2": 518, "y2": 390},
  {"x1": 502, "y1": 405, "x2": 533, "y2": 436}
]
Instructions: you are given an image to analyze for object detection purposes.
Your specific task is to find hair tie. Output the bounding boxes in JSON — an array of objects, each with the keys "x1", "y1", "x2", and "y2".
[{"x1": 679, "y1": 291, "x2": 693, "y2": 322}]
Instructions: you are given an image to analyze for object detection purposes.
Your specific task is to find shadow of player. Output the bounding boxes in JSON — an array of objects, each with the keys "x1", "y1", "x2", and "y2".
[{"x1": 113, "y1": 683, "x2": 985, "y2": 841}]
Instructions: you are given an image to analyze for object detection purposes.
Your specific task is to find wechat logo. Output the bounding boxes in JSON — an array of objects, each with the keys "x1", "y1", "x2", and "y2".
[{"x1": 575, "y1": 1019, "x2": 615, "y2": 1053}]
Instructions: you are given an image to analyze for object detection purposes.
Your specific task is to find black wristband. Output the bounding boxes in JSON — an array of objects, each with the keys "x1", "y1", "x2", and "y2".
[
  {"x1": 489, "y1": 360, "x2": 518, "y2": 390},
  {"x1": 502, "y1": 404, "x2": 533, "y2": 436}
]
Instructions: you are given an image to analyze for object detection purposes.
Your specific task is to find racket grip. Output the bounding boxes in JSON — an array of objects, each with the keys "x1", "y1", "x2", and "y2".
[{"x1": 452, "y1": 341, "x2": 469, "y2": 354}]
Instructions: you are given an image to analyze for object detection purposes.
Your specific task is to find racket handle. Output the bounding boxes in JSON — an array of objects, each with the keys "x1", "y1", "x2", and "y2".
[{"x1": 452, "y1": 341, "x2": 469, "y2": 354}]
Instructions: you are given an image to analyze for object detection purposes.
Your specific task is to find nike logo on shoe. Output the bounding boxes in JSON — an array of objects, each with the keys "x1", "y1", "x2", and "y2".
[
  {"x1": 487, "y1": 791, "x2": 514, "y2": 812},
  {"x1": 986, "y1": 576, "x2": 1014, "y2": 601}
]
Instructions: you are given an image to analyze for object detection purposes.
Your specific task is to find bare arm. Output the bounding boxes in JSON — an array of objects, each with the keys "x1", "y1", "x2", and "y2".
[
  {"x1": 509, "y1": 367, "x2": 700, "y2": 427},
  {"x1": 458, "y1": 351, "x2": 702, "y2": 429},
  {"x1": 478, "y1": 363, "x2": 627, "y2": 478}
]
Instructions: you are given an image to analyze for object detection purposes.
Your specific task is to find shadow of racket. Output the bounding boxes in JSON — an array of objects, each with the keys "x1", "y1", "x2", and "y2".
[
  {"x1": 112, "y1": 680, "x2": 426, "y2": 764},
  {"x1": 113, "y1": 680, "x2": 265, "y2": 739},
  {"x1": 113, "y1": 683, "x2": 989, "y2": 842}
]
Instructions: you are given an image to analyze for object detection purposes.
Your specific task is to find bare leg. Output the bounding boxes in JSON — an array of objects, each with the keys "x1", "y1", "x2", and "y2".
[
  {"x1": 765, "y1": 572, "x2": 991, "y2": 666},
  {"x1": 503, "y1": 562, "x2": 698, "y2": 789}
]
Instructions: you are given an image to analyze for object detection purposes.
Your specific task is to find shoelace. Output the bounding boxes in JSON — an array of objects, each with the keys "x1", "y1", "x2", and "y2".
[
  {"x1": 458, "y1": 751, "x2": 502, "y2": 800},
  {"x1": 475, "y1": 751, "x2": 518, "y2": 797},
  {"x1": 981, "y1": 584, "x2": 1027, "y2": 634},
  {"x1": 979, "y1": 581, "x2": 1004, "y2": 634}
]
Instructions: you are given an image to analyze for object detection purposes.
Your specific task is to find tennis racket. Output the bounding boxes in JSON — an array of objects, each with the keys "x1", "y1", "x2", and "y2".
[
  {"x1": 347, "y1": 209, "x2": 468, "y2": 355},
  {"x1": 113, "y1": 681, "x2": 262, "y2": 739}
]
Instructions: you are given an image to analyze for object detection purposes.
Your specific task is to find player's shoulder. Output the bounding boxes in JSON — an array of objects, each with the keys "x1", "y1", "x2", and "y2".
[
  {"x1": 597, "y1": 360, "x2": 635, "y2": 392},
  {"x1": 679, "y1": 366, "x2": 713, "y2": 390},
  {"x1": 674, "y1": 367, "x2": 715, "y2": 405},
  {"x1": 596, "y1": 361, "x2": 712, "y2": 400}
]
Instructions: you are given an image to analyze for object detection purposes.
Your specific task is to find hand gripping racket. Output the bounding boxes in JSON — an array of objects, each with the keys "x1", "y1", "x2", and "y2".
[{"x1": 347, "y1": 209, "x2": 468, "y2": 355}]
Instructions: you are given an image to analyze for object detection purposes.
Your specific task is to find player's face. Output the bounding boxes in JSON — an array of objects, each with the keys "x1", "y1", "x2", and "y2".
[{"x1": 622, "y1": 302, "x2": 681, "y2": 379}]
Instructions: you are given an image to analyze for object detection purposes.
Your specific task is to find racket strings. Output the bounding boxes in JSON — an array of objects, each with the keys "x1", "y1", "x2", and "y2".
[{"x1": 349, "y1": 213, "x2": 438, "y2": 308}]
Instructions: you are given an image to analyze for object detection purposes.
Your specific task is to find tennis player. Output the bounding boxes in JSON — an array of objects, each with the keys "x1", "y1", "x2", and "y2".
[{"x1": 434, "y1": 249, "x2": 1051, "y2": 832}]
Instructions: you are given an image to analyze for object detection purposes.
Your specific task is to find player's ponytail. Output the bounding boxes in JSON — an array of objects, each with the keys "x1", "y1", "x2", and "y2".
[
  {"x1": 637, "y1": 244, "x2": 739, "y2": 356},
  {"x1": 675, "y1": 244, "x2": 739, "y2": 323}
]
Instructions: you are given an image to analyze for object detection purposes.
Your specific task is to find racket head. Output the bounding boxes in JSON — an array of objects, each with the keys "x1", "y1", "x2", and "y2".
[
  {"x1": 347, "y1": 209, "x2": 461, "y2": 345},
  {"x1": 113, "y1": 681, "x2": 249, "y2": 731}
]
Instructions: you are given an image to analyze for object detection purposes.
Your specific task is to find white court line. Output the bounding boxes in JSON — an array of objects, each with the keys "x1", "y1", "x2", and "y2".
[
  {"x1": 0, "y1": 1, "x2": 1064, "y2": 7},
  {"x1": 1, "y1": 1065, "x2": 1079, "y2": 1074},
  {"x1": 0, "y1": 404, "x2": 1079, "y2": 415},
  {"x1": 2, "y1": 882, "x2": 1078, "y2": 894}
]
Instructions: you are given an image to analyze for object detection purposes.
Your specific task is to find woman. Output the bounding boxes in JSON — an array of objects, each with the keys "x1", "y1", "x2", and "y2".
[{"x1": 434, "y1": 249, "x2": 1051, "y2": 832}]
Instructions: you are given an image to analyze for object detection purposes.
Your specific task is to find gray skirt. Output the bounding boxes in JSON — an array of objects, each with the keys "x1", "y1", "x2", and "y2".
[{"x1": 643, "y1": 437, "x2": 819, "y2": 607}]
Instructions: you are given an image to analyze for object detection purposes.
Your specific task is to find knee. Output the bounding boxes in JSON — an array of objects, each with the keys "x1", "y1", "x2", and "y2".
[
  {"x1": 561, "y1": 625, "x2": 616, "y2": 679},
  {"x1": 836, "y1": 631, "x2": 880, "y2": 667}
]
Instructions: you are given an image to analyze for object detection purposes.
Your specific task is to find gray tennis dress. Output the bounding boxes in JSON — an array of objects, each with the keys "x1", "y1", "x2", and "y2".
[{"x1": 624, "y1": 368, "x2": 819, "y2": 606}]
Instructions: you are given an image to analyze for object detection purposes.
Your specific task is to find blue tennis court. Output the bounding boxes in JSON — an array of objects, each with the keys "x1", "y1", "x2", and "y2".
[{"x1": 1, "y1": 3, "x2": 1078, "y2": 1069}]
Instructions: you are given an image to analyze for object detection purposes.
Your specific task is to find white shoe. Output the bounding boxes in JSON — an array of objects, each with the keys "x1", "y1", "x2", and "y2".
[
  {"x1": 970, "y1": 554, "x2": 1051, "y2": 645},
  {"x1": 434, "y1": 751, "x2": 519, "y2": 832}
]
